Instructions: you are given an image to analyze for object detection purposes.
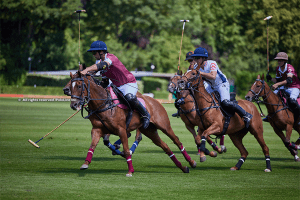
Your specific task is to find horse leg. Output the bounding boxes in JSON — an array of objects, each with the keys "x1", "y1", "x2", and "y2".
[
  {"x1": 194, "y1": 126, "x2": 220, "y2": 155},
  {"x1": 80, "y1": 128, "x2": 102, "y2": 170},
  {"x1": 228, "y1": 132, "x2": 248, "y2": 171},
  {"x1": 197, "y1": 135, "x2": 217, "y2": 162},
  {"x1": 143, "y1": 128, "x2": 189, "y2": 173},
  {"x1": 251, "y1": 128, "x2": 272, "y2": 172},
  {"x1": 272, "y1": 125, "x2": 299, "y2": 160},
  {"x1": 118, "y1": 129, "x2": 134, "y2": 177},
  {"x1": 161, "y1": 127, "x2": 196, "y2": 168},
  {"x1": 207, "y1": 137, "x2": 225, "y2": 154},
  {"x1": 220, "y1": 135, "x2": 227, "y2": 153},
  {"x1": 285, "y1": 125, "x2": 299, "y2": 151},
  {"x1": 129, "y1": 129, "x2": 142, "y2": 155},
  {"x1": 103, "y1": 134, "x2": 123, "y2": 156}
]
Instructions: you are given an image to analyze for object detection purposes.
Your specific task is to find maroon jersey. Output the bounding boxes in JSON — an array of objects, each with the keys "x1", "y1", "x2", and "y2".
[
  {"x1": 101, "y1": 53, "x2": 136, "y2": 87},
  {"x1": 276, "y1": 64, "x2": 300, "y2": 89}
]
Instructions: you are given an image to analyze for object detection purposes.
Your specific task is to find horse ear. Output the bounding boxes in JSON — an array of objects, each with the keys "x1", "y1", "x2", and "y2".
[
  {"x1": 257, "y1": 74, "x2": 261, "y2": 80},
  {"x1": 261, "y1": 74, "x2": 264, "y2": 80},
  {"x1": 70, "y1": 72, "x2": 73, "y2": 79},
  {"x1": 179, "y1": 70, "x2": 182, "y2": 75}
]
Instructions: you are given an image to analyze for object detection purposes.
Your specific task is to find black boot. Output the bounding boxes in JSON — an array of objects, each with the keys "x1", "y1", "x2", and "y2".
[
  {"x1": 125, "y1": 93, "x2": 151, "y2": 129},
  {"x1": 221, "y1": 99, "x2": 253, "y2": 129},
  {"x1": 172, "y1": 111, "x2": 179, "y2": 117},
  {"x1": 263, "y1": 116, "x2": 269, "y2": 122},
  {"x1": 287, "y1": 98, "x2": 300, "y2": 126}
]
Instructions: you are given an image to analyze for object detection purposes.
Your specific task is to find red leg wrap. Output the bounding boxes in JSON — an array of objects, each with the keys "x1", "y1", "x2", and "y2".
[
  {"x1": 126, "y1": 156, "x2": 134, "y2": 173},
  {"x1": 85, "y1": 148, "x2": 94, "y2": 163}
]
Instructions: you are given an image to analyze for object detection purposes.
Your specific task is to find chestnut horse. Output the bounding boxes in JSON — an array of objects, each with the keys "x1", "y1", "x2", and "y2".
[
  {"x1": 69, "y1": 71, "x2": 196, "y2": 176},
  {"x1": 177, "y1": 69, "x2": 272, "y2": 172},
  {"x1": 168, "y1": 74, "x2": 227, "y2": 157},
  {"x1": 245, "y1": 74, "x2": 300, "y2": 161}
]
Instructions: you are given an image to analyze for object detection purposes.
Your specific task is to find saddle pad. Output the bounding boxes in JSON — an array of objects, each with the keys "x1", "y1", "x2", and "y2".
[
  {"x1": 109, "y1": 87, "x2": 146, "y2": 110},
  {"x1": 282, "y1": 96, "x2": 300, "y2": 105}
]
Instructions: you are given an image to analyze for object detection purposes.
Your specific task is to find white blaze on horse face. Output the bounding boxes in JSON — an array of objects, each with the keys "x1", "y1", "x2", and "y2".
[{"x1": 72, "y1": 82, "x2": 76, "y2": 90}]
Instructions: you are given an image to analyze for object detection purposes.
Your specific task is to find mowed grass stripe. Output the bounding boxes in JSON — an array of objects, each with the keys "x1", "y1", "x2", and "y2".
[{"x1": 0, "y1": 98, "x2": 299, "y2": 200}]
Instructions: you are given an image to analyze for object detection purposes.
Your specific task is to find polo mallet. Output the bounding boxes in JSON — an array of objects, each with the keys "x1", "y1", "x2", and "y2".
[
  {"x1": 264, "y1": 16, "x2": 272, "y2": 82},
  {"x1": 28, "y1": 109, "x2": 81, "y2": 148},
  {"x1": 74, "y1": 10, "x2": 86, "y2": 66},
  {"x1": 178, "y1": 20, "x2": 189, "y2": 74}
]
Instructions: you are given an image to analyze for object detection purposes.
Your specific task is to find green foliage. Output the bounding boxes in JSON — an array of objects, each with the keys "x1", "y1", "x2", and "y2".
[{"x1": 1, "y1": 0, "x2": 300, "y2": 98}]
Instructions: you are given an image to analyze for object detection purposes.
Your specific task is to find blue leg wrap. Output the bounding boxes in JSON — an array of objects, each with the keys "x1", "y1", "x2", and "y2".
[
  {"x1": 114, "y1": 139, "x2": 122, "y2": 146},
  {"x1": 130, "y1": 141, "x2": 139, "y2": 154},
  {"x1": 105, "y1": 141, "x2": 122, "y2": 155}
]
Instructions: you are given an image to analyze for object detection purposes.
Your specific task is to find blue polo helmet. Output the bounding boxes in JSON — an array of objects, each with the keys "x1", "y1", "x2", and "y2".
[
  {"x1": 191, "y1": 47, "x2": 208, "y2": 58},
  {"x1": 87, "y1": 41, "x2": 107, "y2": 52}
]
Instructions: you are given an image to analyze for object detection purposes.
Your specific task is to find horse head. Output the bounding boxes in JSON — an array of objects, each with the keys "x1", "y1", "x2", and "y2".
[
  {"x1": 168, "y1": 71, "x2": 183, "y2": 94},
  {"x1": 69, "y1": 71, "x2": 89, "y2": 111},
  {"x1": 178, "y1": 69, "x2": 203, "y2": 91},
  {"x1": 245, "y1": 74, "x2": 268, "y2": 102}
]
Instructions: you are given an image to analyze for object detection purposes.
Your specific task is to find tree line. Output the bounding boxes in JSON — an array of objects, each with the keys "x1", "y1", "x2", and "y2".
[{"x1": 1, "y1": 0, "x2": 299, "y2": 96}]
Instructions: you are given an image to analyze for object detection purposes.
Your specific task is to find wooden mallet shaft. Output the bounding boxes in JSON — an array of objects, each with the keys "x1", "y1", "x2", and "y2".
[
  {"x1": 178, "y1": 20, "x2": 189, "y2": 73},
  {"x1": 28, "y1": 109, "x2": 81, "y2": 148}
]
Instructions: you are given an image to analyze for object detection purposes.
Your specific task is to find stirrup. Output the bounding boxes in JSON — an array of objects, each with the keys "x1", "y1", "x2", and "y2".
[
  {"x1": 263, "y1": 117, "x2": 269, "y2": 122},
  {"x1": 243, "y1": 113, "x2": 253, "y2": 129},
  {"x1": 172, "y1": 112, "x2": 179, "y2": 117}
]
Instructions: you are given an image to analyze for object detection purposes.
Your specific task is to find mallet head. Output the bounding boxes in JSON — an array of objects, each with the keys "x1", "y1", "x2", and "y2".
[
  {"x1": 74, "y1": 10, "x2": 86, "y2": 13},
  {"x1": 264, "y1": 16, "x2": 273, "y2": 20},
  {"x1": 28, "y1": 139, "x2": 40, "y2": 148},
  {"x1": 180, "y1": 20, "x2": 189, "y2": 22}
]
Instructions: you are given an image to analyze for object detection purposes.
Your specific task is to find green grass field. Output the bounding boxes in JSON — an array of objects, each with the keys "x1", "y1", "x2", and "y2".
[{"x1": 0, "y1": 97, "x2": 299, "y2": 200}]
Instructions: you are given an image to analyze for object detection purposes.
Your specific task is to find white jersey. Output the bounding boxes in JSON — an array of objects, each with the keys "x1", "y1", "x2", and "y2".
[{"x1": 198, "y1": 60, "x2": 228, "y2": 88}]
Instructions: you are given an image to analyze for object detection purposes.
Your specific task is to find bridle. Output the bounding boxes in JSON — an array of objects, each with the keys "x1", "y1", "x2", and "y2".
[
  {"x1": 248, "y1": 79, "x2": 271, "y2": 102},
  {"x1": 70, "y1": 75, "x2": 117, "y2": 118},
  {"x1": 248, "y1": 79, "x2": 289, "y2": 117},
  {"x1": 71, "y1": 76, "x2": 91, "y2": 106},
  {"x1": 181, "y1": 70, "x2": 220, "y2": 130}
]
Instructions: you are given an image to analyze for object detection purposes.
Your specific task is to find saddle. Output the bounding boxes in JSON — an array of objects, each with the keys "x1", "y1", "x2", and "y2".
[{"x1": 108, "y1": 84, "x2": 146, "y2": 130}]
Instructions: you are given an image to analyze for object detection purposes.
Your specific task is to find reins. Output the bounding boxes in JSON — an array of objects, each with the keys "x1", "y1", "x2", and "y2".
[
  {"x1": 249, "y1": 79, "x2": 290, "y2": 118},
  {"x1": 183, "y1": 71, "x2": 220, "y2": 130},
  {"x1": 71, "y1": 75, "x2": 120, "y2": 134}
]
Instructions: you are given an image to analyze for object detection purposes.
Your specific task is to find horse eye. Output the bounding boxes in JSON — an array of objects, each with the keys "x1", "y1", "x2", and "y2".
[
  {"x1": 192, "y1": 72, "x2": 195, "y2": 75},
  {"x1": 78, "y1": 85, "x2": 81, "y2": 88}
]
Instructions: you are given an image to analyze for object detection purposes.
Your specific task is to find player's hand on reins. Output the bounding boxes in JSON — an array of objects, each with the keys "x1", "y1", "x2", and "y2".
[{"x1": 272, "y1": 83, "x2": 279, "y2": 90}]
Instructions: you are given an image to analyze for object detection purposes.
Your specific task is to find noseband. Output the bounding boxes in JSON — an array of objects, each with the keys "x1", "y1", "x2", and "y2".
[
  {"x1": 248, "y1": 79, "x2": 271, "y2": 101},
  {"x1": 71, "y1": 76, "x2": 90, "y2": 106}
]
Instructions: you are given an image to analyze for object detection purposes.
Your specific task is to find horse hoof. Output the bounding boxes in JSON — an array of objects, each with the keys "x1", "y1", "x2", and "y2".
[
  {"x1": 230, "y1": 167, "x2": 238, "y2": 171},
  {"x1": 196, "y1": 153, "x2": 201, "y2": 155},
  {"x1": 126, "y1": 172, "x2": 133, "y2": 177},
  {"x1": 264, "y1": 169, "x2": 271, "y2": 172},
  {"x1": 221, "y1": 146, "x2": 227, "y2": 153},
  {"x1": 190, "y1": 160, "x2": 197, "y2": 168},
  {"x1": 200, "y1": 156, "x2": 206, "y2": 162},
  {"x1": 182, "y1": 166, "x2": 190, "y2": 173},
  {"x1": 209, "y1": 151, "x2": 217, "y2": 157},
  {"x1": 80, "y1": 164, "x2": 89, "y2": 170},
  {"x1": 295, "y1": 157, "x2": 300, "y2": 162}
]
